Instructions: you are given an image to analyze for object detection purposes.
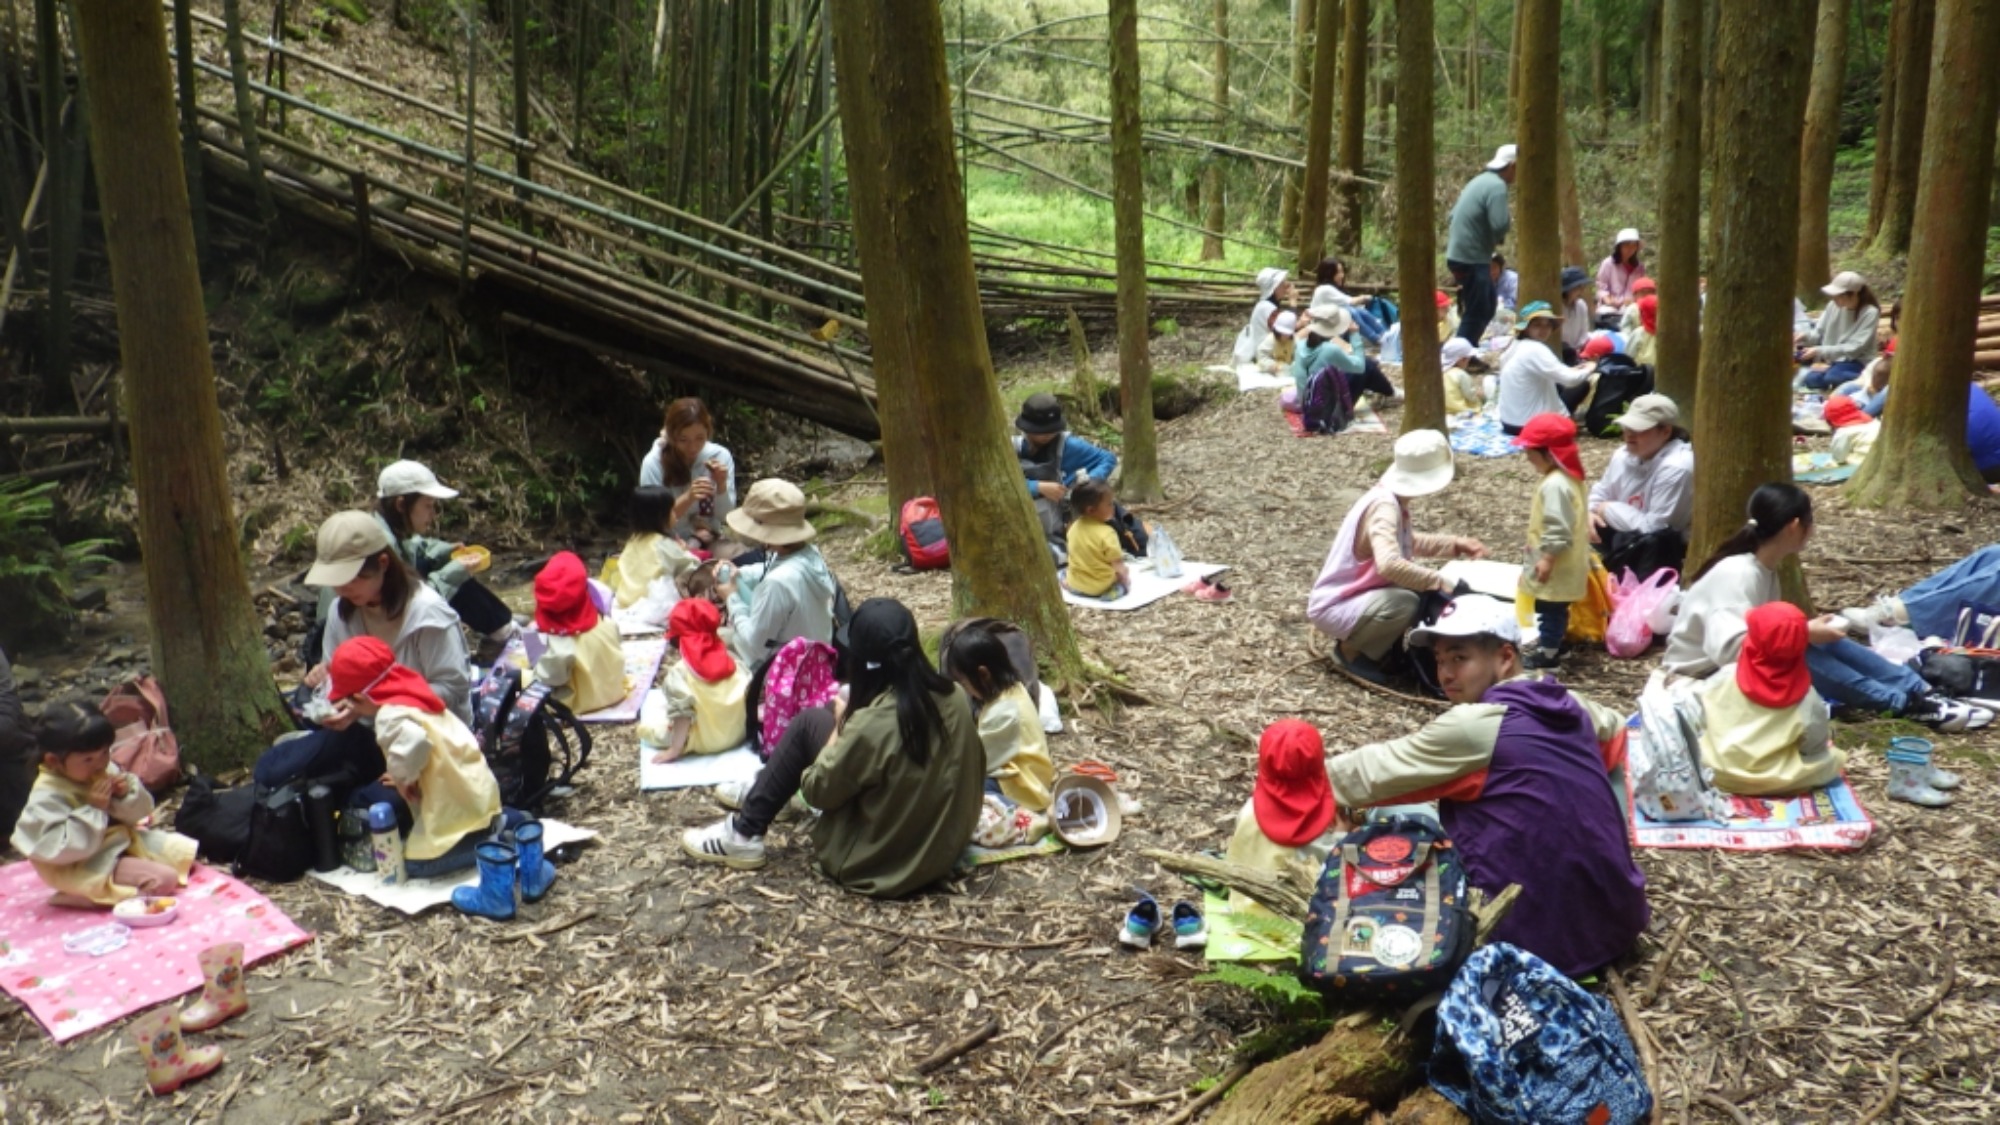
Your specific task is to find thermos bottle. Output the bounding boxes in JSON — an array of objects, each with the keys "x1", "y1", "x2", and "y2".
[
  {"x1": 367, "y1": 801, "x2": 405, "y2": 884},
  {"x1": 305, "y1": 784, "x2": 340, "y2": 874}
]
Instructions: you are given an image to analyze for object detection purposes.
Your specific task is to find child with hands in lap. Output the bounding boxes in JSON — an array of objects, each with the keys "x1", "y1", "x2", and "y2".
[{"x1": 1064, "y1": 480, "x2": 1130, "y2": 599}]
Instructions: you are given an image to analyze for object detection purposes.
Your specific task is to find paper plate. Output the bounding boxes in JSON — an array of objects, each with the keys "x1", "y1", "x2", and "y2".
[{"x1": 112, "y1": 896, "x2": 180, "y2": 928}]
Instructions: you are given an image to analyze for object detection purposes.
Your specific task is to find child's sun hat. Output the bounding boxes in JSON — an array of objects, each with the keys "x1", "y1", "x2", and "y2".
[{"x1": 1253, "y1": 720, "x2": 1336, "y2": 848}]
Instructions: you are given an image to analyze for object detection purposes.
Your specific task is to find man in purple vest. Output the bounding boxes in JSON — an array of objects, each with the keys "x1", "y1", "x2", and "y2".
[{"x1": 1324, "y1": 596, "x2": 1650, "y2": 976}]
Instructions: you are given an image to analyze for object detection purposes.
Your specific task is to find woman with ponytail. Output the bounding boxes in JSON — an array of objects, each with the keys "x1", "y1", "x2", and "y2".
[
  {"x1": 1664, "y1": 484, "x2": 1990, "y2": 731},
  {"x1": 682, "y1": 598, "x2": 987, "y2": 897}
]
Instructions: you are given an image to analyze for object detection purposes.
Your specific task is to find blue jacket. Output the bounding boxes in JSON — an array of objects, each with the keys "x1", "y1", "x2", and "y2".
[
  {"x1": 1015, "y1": 434, "x2": 1117, "y2": 495},
  {"x1": 1968, "y1": 386, "x2": 2000, "y2": 475}
]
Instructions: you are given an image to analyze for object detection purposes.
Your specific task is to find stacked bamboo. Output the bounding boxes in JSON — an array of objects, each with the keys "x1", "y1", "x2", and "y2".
[{"x1": 1975, "y1": 293, "x2": 2000, "y2": 370}]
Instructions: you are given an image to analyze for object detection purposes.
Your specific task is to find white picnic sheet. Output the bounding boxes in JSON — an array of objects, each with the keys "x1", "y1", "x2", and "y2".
[
  {"x1": 1060, "y1": 559, "x2": 1227, "y2": 612},
  {"x1": 640, "y1": 744, "x2": 762, "y2": 791},
  {"x1": 1208, "y1": 362, "x2": 1294, "y2": 393},
  {"x1": 306, "y1": 820, "x2": 597, "y2": 915},
  {"x1": 1440, "y1": 559, "x2": 1524, "y2": 599}
]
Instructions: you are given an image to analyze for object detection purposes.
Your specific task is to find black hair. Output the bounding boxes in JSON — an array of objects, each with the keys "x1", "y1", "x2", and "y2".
[
  {"x1": 1070, "y1": 479, "x2": 1114, "y2": 514},
  {"x1": 1314, "y1": 257, "x2": 1346, "y2": 287},
  {"x1": 334, "y1": 550, "x2": 416, "y2": 623},
  {"x1": 35, "y1": 698, "x2": 115, "y2": 759},
  {"x1": 630, "y1": 485, "x2": 679, "y2": 536},
  {"x1": 1490, "y1": 252, "x2": 1507, "y2": 266},
  {"x1": 844, "y1": 630, "x2": 956, "y2": 769},
  {"x1": 679, "y1": 558, "x2": 730, "y2": 606},
  {"x1": 377, "y1": 495, "x2": 419, "y2": 540},
  {"x1": 1690, "y1": 483, "x2": 1814, "y2": 583},
  {"x1": 941, "y1": 626, "x2": 1022, "y2": 704},
  {"x1": 1853, "y1": 285, "x2": 1882, "y2": 312}
]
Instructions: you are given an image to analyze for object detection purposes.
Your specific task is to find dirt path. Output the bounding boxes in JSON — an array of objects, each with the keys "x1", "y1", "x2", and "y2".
[{"x1": 5, "y1": 338, "x2": 1998, "y2": 1123}]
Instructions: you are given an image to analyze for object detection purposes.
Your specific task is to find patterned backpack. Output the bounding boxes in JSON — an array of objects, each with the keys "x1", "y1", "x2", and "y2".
[
  {"x1": 1301, "y1": 362, "x2": 1356, "y2": 435},
  {"x1": 753, "y1": 637, "x2": 841, "y2": 755},
  {"x1": 1430, "y1": 943, "x2": 1653, "y2": 1125},
  {"x1": 1631, "y1": 680, "x2": 1727, "y2": 822},
  {"x1": 469, "y1": 665, "x2": 591, "y2": 812},
  {"x1": 1299, "y1": 814, "x2": 1476, "y2": 1001}
]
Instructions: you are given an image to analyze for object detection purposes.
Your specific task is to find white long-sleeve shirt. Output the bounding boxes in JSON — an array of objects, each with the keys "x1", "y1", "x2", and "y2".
[
  {"x1": 1588, "y1": 438, "x2": 1695, "y2": 535},
  {"x1": 1497, "y1": 340, "x2": 1592, "y2": 429},
  {"x1": 1661, "y1": 554, "x2": 1781, "y2": 679}
]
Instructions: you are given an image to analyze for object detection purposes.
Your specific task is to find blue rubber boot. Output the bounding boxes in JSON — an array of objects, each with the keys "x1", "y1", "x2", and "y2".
[
  {"x1": 450, "y1": 841, "x2": 519, "y2": 920},
  {"x1": 514, "y1": 820, "x2": 557, "y2": 903}
]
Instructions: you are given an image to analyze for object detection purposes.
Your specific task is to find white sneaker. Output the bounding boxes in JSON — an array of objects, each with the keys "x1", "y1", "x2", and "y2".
[
  {"x1": 1910, "y1": 695, "x2": 1990, "y2": 733},
  {"x1": 1839, "y1": 596, "x2": 1908, "y2": 635},
  {"x1": 681, "y1": 816, "x2": 767, "y2": 869},
  {"x1": 713, "y1": 780, "x2": 752, "y2": 810}
]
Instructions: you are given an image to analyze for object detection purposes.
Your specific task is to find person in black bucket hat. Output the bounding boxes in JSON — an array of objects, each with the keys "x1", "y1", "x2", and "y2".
[
  {"x1": 1012, "y1": 393, "x2": 1137, "y2": 557},
  {"x1": 1558, "y1": 265, "x2": 1594, "y2": 362}
]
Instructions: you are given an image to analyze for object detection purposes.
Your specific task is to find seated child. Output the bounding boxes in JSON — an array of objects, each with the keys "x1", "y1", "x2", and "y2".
[
  {"x1": 1700, "y1": 602, "x2": 1845, "y2": 796},
  {"x1": 679, "y1": 558, "x2": 736, "y2": 608},
  {"x1": 612, "y1": 486, "x2": 698, "y2": 629},
  {"x1": 1063, "y1": 480, "x2": 1129, "y2": 599},
  {"x1": 942, "y1": 624, "x2": 1054, "y2": 812},
  {"x1": 11, "y1": 700, "x2": 196, "y2": 906},
  {"x1": 532, "y1": 551, "x2": 629, "y2": 715},
  {"x1": 653, "y1": 598, "x2": 749, "y2": 763},
  {"x1": 1512, "y1": 414, "x2": 1590, "y2": 671},
  {"x1": 1441, "y1": 338, "x2": 1486, "y2": 414},
  {"x1": 1224, "y1": 720, "x2": 1338, "y2": 916},
  {"x1": 328, "y1": 636, "x2": 502, "y2": 870}
]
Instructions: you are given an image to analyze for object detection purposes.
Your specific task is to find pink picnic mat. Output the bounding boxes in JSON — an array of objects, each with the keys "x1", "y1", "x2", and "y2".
[{"x1": 0, "y1": 862, "x2": 312, "y2": 1042}]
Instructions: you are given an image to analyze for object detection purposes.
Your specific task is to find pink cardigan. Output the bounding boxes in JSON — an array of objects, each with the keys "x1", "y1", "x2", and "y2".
[{"x1": 1596, "y1": 257, "x2": 1648, "y2": 311}]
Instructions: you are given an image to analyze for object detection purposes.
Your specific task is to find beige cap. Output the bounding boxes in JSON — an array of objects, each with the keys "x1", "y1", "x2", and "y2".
[
  {"x1": 1303, "y1": 301, "x2": 1352, "y2": 338},
  {"x1": 1380, "y1": 429, "x2": 1456, "y2": 498},
  {"x1": 1821, "y1": 271, "x2": 1866, "y2": 297},
  {"x1": 305, "y1": 511, "x2": 395, "y2": 587},
  {"x1": 1613, "y1": 393, "x2": 1680, "y2": 433},
  {"x1": 1049, "y1": 773, "x2": 1122, "y2": 847},
  {"x1": 724, "y1": 479, "x2": 817, "y2": 546}
]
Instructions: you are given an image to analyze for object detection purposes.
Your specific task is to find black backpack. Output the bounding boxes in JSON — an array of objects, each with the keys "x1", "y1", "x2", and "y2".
[
  {"x1": 175, "y1": 774, "x2": 257, "y2": 865},
  {"x1": 234, "y1": 782, "x2": 314, "y2": 883},
  {"x1": 1583, "y1": 354, "x2": 1656, "y2": 436},
  {"x1": 1299, "y1": 814, "x2": 1477, "y2": 1002},
  {"x1": 469, "y1": 666, "x2": 591, "y2": 813}
]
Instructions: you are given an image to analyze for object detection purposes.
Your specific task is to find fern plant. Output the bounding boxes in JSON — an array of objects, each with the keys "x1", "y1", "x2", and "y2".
[{"x1": 0, "y1": 478, "x2": 114, "y2": 645}]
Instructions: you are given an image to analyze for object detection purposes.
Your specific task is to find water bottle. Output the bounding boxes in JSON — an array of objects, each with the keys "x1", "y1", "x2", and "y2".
[
  {"x1": 1148, "y1": 526, "x2": 1184, "y2": 579},
  {"x1": 367, "y1": 801, "x2": 404, "y2": 885},
  {"x1": 339, "y1": 808, "x2": 375, "y2": 872},
  {"x1": 305, "y1": 784, "x2": 340, "y2": 874}
]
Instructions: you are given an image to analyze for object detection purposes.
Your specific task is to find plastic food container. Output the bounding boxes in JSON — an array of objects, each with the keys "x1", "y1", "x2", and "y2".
[
  {"x1": 112, "y1": 896, "x2": 180, "y2": 928},
  {"x1": 62, "y1": 922, "x2": 132, "y2": 956},
  {"x1": 452, "y1": 545, "x2": 491, "y2": 572}
]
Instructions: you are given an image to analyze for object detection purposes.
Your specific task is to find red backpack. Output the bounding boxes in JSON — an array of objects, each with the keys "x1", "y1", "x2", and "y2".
[
  {"x1": 99, "y1": 676, "x2": 184, "y2": 794},
  {"x1": 899, "y1": 497, "x2": 950, "y2": 570}
]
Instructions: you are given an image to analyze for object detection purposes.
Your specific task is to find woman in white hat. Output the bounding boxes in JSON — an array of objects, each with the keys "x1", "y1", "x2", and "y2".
[
  {"x1": 1307, "y1": 430, "x2": 1487, "y2": 683},
  {"x1": 374, "y1": 460, "x2": 518, "y2": 665},
  {"x1": 1289, "y1": 303, "x2": 1402, "y2": 409},
  {"x1": 1594, "y1": 228, "x2": 1648, "y2": 319},
  {"x1": 1231, "y1": 267, "x2": 1295, "y2": 367},
  {"x1": 1795, "y1": 271, "x2": 1882, "y2": 391},
  {"x1": 722, "y1": 479, "x2": 841, "y2": 667}
]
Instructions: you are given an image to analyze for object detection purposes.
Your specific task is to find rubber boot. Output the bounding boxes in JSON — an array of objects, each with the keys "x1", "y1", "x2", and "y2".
[
  {"x1": 131, "y1": 1007, "x2": 224, "y2": 1096},
  {"x1": 514, "y1": 820, "x2": 556, "y2": 903},
  {"x1": 1891, "y1": 736, "x2": 1961, "y2": 791},
  {"x1": 1885, "y1": 744, "x2": 1953, "y2": 808},
  {"x1": 180, "y1": 942, "x2": 248, "y2": 1032},
  {"x1": 450, "y1": 840, "x2": 520, "y2": 920}
]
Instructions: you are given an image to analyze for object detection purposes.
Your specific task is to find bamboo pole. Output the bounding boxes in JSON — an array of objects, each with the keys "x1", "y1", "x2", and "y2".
[
  {"x1": 510, "y1": 0, "x2": 529, "y2": 196},
  {"x1": 962, "y1": 88, "x2": 1306, "y2": 168},
  {"x1": 458, "y1": 1, "x2": 475, "y2": 291},
  {"x1": 219, "y1": 0, "x2": 276, "y2": 224}
]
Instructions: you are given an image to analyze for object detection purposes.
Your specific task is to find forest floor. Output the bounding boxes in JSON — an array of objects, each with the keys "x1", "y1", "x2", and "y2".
[{"x1": 4, "y1": 321, "x2": 1999, "y2": 1124}]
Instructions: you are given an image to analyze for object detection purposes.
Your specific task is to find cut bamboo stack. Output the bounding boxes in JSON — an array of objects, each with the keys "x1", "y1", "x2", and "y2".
[{"x1": 1976, "y1": 293, "x2": 2000, "y2": 371}]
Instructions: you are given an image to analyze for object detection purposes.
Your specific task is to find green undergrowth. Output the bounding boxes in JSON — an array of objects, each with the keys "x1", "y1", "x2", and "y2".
[{"x1": 0, "y1": 480, "x2": 114, "y2": 652}]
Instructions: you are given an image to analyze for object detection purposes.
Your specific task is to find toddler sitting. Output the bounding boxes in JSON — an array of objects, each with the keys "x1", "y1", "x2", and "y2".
[
  {"x1": 532, "y1": 550, "x2": 628, "y2": 715},
  {"x1": 1224, "y1": 720, "x2": 1341, "y2": 916},
  {"x1": 652, "y1": 598, "x2": 749, "y2": 763},
  {"x1": 1063, "y1": 480, "x2": 1130, "y2": 599}
]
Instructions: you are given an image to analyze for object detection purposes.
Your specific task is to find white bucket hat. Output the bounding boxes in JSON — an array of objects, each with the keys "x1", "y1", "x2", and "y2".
[
  {"x1": 1304, "y1": 302, "x2": 1351, "y2": 338},
  {"x1": 377, "y1": 460, "x2": 459, "y2": 500},
  {"x1": 1612, "y1": 227, "x2": 1642, "y2": 250},
  {"x1": 1822, "y1": 270, "x2": 1866, "y2": 297},
  {"x1": 1380, "y1": 429, "x2": 1456, "y2": 498},
  {"x1": 1440, "y1": 338, "x2": 1476, "y2": 368},
  {"x1": 1255, "y1": 267, "x2": 1290, "y2": 301},
  {"x1": 1485, "y1": 144, "x2": 1518, "y2": 171}
]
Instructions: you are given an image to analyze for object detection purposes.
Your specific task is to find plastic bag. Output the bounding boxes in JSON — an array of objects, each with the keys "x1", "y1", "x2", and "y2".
[
  {"x1": 1606, "y1": 568, "x2": 1680, "y2": 659},
  {"x1": 1148, "y1": 525, "x2": 1185, "y2": 579}
]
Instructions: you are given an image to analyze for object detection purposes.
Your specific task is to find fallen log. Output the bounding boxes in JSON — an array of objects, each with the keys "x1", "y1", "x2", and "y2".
[{"x1": 1377, "y1": 1087, "x2": 1471, "y2": 1123}]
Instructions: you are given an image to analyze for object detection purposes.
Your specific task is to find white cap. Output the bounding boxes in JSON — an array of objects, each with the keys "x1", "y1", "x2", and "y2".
[
  {"x1": 1822, "y1": 270, "x2": 1866, "y2": 297},
  {"x1": 377, "y1": 460, "x2": 459, "y2": 500},
  {"x1": 1613, "y1": 227, "x2": 1642, "y2": 247},
  {"x1": 1440, "y1": 338, "x2": 1475, "y2": 368},
  {"x1": 1485, "y1": 144, "x2": 1518, "y2": 171},
  {"x1": 1409, "y1": 595, "x2": 1521, "y2": 647},
  {"x1": 1380, "y1": 429, "x2": 1455, "y2": 498},
  {"x1": 1272, "y1": 310, "x2": 1299, "y2": 337}
]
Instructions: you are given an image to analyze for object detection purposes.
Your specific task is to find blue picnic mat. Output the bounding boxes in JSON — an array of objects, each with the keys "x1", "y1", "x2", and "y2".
[{"x1": 1449, "y1": 412, "x2": 1521, "y2": 458}]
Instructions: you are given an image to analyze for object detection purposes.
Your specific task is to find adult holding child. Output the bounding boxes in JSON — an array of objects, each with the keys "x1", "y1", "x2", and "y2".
[
  {"x1": 639, "y1": 398, "x2": 739, "y2": 551},
  {"x1": 1309, "y1": 430, "x2": 1487, "y2": 683}
]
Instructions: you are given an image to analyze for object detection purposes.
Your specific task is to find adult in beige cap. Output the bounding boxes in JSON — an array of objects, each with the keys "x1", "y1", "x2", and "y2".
[
  {"x1": 722, "y1": 479, "x2": 840, "y2": 667},
  {"x1": 1307, "y1": 430, "x2": 1488, "y2": 683},
  {"x1": 1794, "y1": 270, "x2": 1882, "y2": 391},
  {"x1": 1588, "y1": 394, "x2": 1695, "y2": 579}
]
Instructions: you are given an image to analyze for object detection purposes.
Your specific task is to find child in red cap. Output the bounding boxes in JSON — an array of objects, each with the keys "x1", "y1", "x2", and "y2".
[
  {"x1": 1512, "y1": 413, "x2": 1590, "y2": 670},
  {"x1": 1224, "y1": 720, "x2": 1340, "y2": 916},
  {"x1": 652, "y1": 598, "x2": 749, "y2": 763},
  {"x1": 327, "y1": 636, "x2": 501, "y2": 865},
  {"x1": 531, "y1": 551, "x2": 628, "y2": 715},
  {"x1": 1698, "y1": 602, "x2": 1844, "y2": 796}
]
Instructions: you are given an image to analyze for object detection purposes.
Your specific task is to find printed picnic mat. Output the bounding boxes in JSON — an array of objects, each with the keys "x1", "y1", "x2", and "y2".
[
  {"x1": 1280, "y1": 398, "x2": 1389, "y2": 437},
  {"x1": 1624, "y1": 770, "x2": 1874, "y2": 851},
  {"x1": 640, "y1": 744, "x2": 761, "y2": 791},
  {"x1": 306, "y1": 820, "x2": 597, "y2": 914},
  {"x1": 1448, "y1": 411, "x2": 1522, "y2": 458},
  {"x1": 494, "y1": 634, "x2": 668, "y2": 723},
  {"x1": 0, "y1": 862, "x2": 311, "y2": 1042},
  {"x1": 1060, "y1": 560, "x2": 1227, "y2": 612}
]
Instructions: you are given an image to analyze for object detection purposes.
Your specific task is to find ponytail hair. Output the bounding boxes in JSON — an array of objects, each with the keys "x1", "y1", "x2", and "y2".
[
  {"x1": 842, "y1": 598, "x2": 955, "y2": 766},
  {"x1": 1689, "y1": 482, "x2": 1814, "y2": 584}
]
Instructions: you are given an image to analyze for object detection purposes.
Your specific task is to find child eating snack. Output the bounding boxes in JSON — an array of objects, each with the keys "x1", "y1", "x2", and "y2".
[
  {"x1": 531, "y1": 550, "x2": 628, "y2": 715},
  {"x1": 652, "y1": 598, "x2": 749, "y2": 763}
]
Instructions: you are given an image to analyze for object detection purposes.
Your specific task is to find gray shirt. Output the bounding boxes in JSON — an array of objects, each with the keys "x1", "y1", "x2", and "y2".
[{"x1": 1446, "y1": 171, "x2": 1511, "y2": 264}]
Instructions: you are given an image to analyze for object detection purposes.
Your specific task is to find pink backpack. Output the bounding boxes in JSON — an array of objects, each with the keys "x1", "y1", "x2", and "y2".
[
  {"x1": 757, "y1": 638, "x2": 841, "y2": 756},
  {"x1": 99, "y1": 676, "x2": 184, "y2": 794}
]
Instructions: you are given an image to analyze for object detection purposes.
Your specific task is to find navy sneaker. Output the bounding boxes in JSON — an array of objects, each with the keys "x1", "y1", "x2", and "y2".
[{"x1": 1119, "y1": 895, "x2": 1161, "y2": 949}]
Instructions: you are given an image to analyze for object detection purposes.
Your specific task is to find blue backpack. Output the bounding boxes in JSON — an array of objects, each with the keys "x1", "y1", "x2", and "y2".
[
  {"x1": 1430, "y1": 943, "x2": 1653, "y2": 1125},
  {"x1": 1299, "y1": 814, "x2": 1476, "y2": 1001},
  {"x1": 1302, "y1": 362, "x2": 1356, "y2": 435}
]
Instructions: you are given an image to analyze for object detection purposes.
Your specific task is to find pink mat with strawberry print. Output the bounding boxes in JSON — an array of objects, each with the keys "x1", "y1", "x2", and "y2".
[{"x1": 0, "y1": 861, "x2": 311, "y2": 1042}]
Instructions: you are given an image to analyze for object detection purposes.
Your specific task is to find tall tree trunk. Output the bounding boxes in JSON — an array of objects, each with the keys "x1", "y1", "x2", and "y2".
[
  {"x1": 1640, "y1": 0, "x2": 1661, "y2": 129},
  {"x1": 1590, "y1": 7, "x2": 1608, "y2": 118},
  {"x1": 1848, "y1": 0, "x2": 2000, "y2": 507},
  {"x1": 1200, "y1": 0, "x2": 1228, "y2": 261},
  {"x1": 1556, "y1": 98, "x2": 1584, "y2": 269},
  {"x1": 1870, "y1": 0, "x2": 1932, "y2": 255},
  {"x1": 1513, "y1": 0, "x2": 1561, "y2": 311},
  {"x1": 1108, "y1": 0, "x2": 1161, "y2": 502},
  {"x1": 826, "y1": 0, "x2": 1080, "y2": 675},
  {"x1": 1398, "y1": 0, "x2": 1444, "y2": 436},
  {"x1": 1373, "y1": 5, "x2": 1392, "y2": 135},
  {"x1": 1283, "y1": 0, "x2": 1315, "y2": 244},
  {"x1": 1653, "y1": 0, "x2": 1703, "y2": 407},
  {"x1": 1688, "y1": 0, "x2": 1814, "y2": 566},
  {"x1": 1796, "y1": 0, "x2": 1848, "y2": 299},
  {"x1": 1864, "y1": 0, "x2": 1903, "y2": 242},
  {"x1": 72, "y1": 0, "x2": 291, "y2": 771},
  {"x1": 1337, "y1": 0, "x2": 1368, "y2": 255},
  {"x1": 1298, "y1": 0, "x2": 1341, "y2": 273},
  {"x1": 1698, "y1": 0, "x2": 1717, "y2": 168}
]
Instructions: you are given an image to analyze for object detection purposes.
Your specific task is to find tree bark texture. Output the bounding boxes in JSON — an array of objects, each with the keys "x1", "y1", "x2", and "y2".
[
  {"x1": 1397, "y1": 0, "x2": 1445, "y2": 436},
  {"x1": 1107, "y1": 0, "x2": 1161, "y2": 502},
  {"x1": 1848, "y1": 0, "x2": 2000, "y2": 508},
  {"x1": 1284, "y1": 0, "x2": 1317, "y2": 244},
  {"x1": 72, "y1": 0, "x2": 292, "y2": 771},
  {"x1": 1209, "y1": 1021, "x2": 1419, "y2": 1125},
  {"x1": 1864, "y1": 0, "x2": 1904, "y2": 241},
  {"x1": 1513, "y1": 0, "x2": 1562, "y2": 311},
  {"x1": 1299, "y1": 0, "x2": 1342, "y2": 274},
  {"x1": 1796, "y1": 0, "x2": 1849, "y2": 300},
  {"x1": 34, "y1": 0, "x2": 71, "y2": 391},
  {"x1": 1688, "y1": 0, "x2": 1815, "y2": 567},
  {"x1": 1336, "y1": 0, "x2": 1368, "y2": 256},
  {"x1": 1201, "y1": 0, "x2": 1228, "y2": 261},
  {"x1": 1870, "y1": 0, "x2": 1933, "y2": 255},
  {"x1": 826, "y1": 0, "x2": 1080, "y2": 675},
  {"x1": 1653, "y1": 0, "x2": 1703, "y2": 407}
]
